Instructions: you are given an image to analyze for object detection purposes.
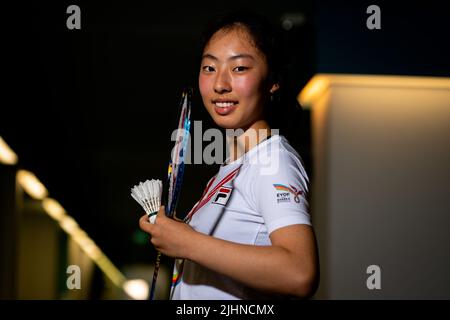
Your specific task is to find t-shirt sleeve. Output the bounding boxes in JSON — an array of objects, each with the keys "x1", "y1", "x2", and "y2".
[{"x1": 251, "y1": 150, "x2": 311, "y2": 234}]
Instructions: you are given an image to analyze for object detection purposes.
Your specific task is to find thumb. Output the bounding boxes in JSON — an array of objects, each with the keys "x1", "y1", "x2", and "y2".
[{"x1": 153, "y1": 205, "x2": 167, "y2": 224}]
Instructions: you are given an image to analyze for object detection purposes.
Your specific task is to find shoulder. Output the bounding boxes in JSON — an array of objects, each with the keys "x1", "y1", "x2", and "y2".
[
  {"x1": 247, "y1": 135, "x2": 302, "y2": 162},
  {"x1": 246, "y1": 135, "x2": 309, "y2": 186}
]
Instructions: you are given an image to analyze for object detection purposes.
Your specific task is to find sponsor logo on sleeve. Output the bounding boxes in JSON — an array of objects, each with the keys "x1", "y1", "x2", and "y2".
[{"x1": 273, "y1": 184, "x2": 303, "y2": 203}]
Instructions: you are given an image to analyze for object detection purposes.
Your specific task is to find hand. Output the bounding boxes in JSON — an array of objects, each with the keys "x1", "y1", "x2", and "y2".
[{"x1": 139, "y1": 206, "x2": 196, "y2": 259}]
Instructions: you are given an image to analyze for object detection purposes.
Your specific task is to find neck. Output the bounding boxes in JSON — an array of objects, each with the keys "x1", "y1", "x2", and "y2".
[{"x1": 226, "y1": 119, "x2": 272, "y2": 162}]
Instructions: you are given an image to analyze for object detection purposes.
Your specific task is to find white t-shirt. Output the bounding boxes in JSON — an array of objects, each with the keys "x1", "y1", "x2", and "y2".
[{"x1": 171, "y1": 134, "x2": 311, "y2": 300}]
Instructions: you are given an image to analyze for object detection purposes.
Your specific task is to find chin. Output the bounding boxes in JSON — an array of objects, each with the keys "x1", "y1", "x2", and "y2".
[
  {"x1": 210, "y1": 113, "x2": 256, "y2": 131},
  {"x1": 206, "y1": 111, "x2": 237, "y2": 129},
  {"x1": 212, "y1": 118, "x2": 240, "y2": 130}
]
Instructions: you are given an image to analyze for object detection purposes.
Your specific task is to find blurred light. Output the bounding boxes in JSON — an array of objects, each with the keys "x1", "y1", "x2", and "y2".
[
  {"x1": 69, "y1": 227, "x2": 125, "y2": 286},
  {"x1": 298, "y1": 75, "x2": 329, "y2": 107},
  {"x1": 0, "y1": 136, "x2": 18, "y2": 165},
  {"x1": 42, "y1": 198, "x2": 67, "y2": 221},
  {"x1": 282, "y1": 19, "x2": 294, "y2": 30},
  {"x1": 72, "y1": 230, "x2": 91, "y2": 247},
  {"x1": 17, "y1": 170, "x2": 48, "y2": 200},
  {"x1": 281, "y1": 13, "x2": 305, "y2": 31},
  {"x1": 123, "y1": 279, "x2": 149, "y2": 300},
  {"x1": 59, "y1": 216, "x2": 79, "y2": 235},
  {"x1": 48, "y1": 204, "x2": 127, "y2": 287},
  {"x1": 15, "y1": 167, "x2": 129, "y2": 290},
  {"x1": 83, "y1": 245, "x2": 102, "y2": 260},
  {"x1": 299, "y1": 74, "x2": 450, "y2": 108},
  {"x1": 96, "y1": 255, "x2": 126, "y2": 287},
  {"x1": 132, "y1": 229, "x2": 148, "y2": 246},
  {"x1": 71, "y1": 228, "x2": 88, "y2": 241},
  {"x1": 79, "y1": 239, "x2": 102, "y2": 260}
]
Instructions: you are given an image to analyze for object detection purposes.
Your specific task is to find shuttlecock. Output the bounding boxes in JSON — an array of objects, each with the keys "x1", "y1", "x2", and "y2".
[{"x1": 131, "y1": 179, "x2": 162, "y2": 224}]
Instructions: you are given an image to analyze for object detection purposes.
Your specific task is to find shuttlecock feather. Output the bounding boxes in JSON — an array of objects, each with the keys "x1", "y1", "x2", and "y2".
[{"x1": 131, "y1": 179, "x2": 162, "y2": 224}]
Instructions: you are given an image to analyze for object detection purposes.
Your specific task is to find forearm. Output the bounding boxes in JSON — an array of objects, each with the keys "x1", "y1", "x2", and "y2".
[
  {"x1": 139, "y1": 210, "x2": 318, "y2": 297},
  {"x1": 185, "y1": 231, "x2": 315, "y2": 297}
]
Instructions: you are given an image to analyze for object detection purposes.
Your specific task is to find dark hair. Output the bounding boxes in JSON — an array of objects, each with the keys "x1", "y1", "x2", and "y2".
[
  {"x1": 199, "y1": 11, "x2": 308, "y2": 162},
  {"x1": 200, "y1": 10, "x2": 285, "y2": 87}
]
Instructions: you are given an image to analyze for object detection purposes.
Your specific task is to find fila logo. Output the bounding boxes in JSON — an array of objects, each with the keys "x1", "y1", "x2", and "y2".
[{"x1": 212, "y1": 187, "x2": 232, "y2": 206}]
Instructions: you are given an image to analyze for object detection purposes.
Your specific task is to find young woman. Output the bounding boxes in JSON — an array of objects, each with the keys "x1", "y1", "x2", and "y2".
[{"x1": 139, "y1": 11, "x2": 319, "y2": 300}]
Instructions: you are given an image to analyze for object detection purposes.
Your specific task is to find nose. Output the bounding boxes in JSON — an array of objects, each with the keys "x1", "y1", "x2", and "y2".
[{"x1": 214, "y1": 69, "x2": 231, "y2": 94}]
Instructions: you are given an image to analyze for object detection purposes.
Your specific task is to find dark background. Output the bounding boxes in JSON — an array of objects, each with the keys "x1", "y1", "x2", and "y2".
[{"x1": 2, "y1": 0, "x2": 449, "y2": 273}]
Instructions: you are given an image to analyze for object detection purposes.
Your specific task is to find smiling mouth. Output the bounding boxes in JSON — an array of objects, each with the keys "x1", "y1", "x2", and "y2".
[
  {"x1": 212, "y1": 100, "x2": 238, "y2": 116},
  {"x1": 213, "y1": 101, "x2": 238, "y2": 108}
]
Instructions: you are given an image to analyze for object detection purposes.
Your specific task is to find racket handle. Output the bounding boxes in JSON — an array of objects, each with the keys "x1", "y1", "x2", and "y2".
[{"x1": 149, "y1": 251, "x2": 162, "y2": 300}]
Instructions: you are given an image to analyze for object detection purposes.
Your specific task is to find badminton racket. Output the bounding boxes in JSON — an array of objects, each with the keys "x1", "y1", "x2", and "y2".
[{"x1": 149, "y1": 87, "x2": 192, "y2": 300}]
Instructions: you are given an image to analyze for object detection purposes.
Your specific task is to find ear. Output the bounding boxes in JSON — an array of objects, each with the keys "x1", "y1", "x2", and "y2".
[{"x1": 270, "y1": 83, "x2": 280, "y2": 94}]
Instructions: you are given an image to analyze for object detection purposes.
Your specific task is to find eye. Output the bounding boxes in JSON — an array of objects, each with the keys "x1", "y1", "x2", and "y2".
[
  {"x1": 233, "y1": 66, "x2": 248, "y2": 72},
  {"x1": 202, "y1": 65, "x2": 215, "y2": 73}
]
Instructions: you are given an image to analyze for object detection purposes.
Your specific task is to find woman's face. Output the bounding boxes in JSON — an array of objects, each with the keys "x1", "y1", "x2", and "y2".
[{"x1": 199, "y1": 27, "x2": 277, "y2": 130}]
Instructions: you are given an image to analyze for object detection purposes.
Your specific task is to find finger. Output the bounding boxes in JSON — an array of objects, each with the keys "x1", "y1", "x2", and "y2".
[
  {"x1": 139, "y1": 214, "x2": 154, "y2": 233},
  {"x1": 153, "y1": 206, "x2": 166, "y2": 224}
]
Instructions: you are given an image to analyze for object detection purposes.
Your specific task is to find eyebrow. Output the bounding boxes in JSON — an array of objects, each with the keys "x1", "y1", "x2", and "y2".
[{"x1": 201, "y1": 53, "x2": 255, "y2": 61}]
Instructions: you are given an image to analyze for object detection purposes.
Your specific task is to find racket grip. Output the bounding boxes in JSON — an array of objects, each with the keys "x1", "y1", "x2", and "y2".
[{"x1": 149, "y1": 251, "x2": 162, "y2": 300}]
